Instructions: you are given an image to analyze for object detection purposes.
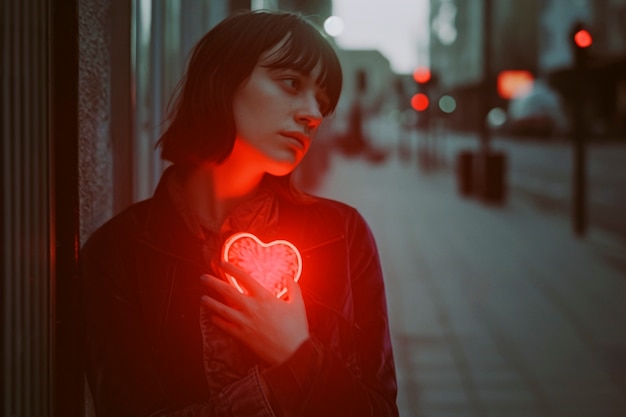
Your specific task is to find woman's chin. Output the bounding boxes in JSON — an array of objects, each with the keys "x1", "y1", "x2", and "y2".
[
  {"x1": 267, "y1": 163, "x2": 298, "y2": 177},
  {"x1": 265, "y1": 155, "x2": 303, "y2": 177}
]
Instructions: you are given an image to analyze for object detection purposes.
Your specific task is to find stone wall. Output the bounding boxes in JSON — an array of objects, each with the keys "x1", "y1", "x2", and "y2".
[{"x1": 78, "y1": 0, "x2": 113, "y2": 246}]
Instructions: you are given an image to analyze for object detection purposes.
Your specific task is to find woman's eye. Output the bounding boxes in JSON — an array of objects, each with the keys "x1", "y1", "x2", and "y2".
[{"x1": 281, "y1": 77, "x2": 300, "y2": 90}]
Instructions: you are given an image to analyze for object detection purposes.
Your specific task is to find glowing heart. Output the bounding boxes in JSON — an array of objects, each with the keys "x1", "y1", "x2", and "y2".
[{"x1": 221, "y1": 232, "x2": 302, "y2": 298}]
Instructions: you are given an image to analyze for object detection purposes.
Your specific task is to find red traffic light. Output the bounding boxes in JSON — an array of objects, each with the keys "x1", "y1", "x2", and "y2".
[
  {"x1": 412, "y1": 67, "x2": 431, "y2": 84},
  {"x1": 573, "y1": 29, "x2": 592, "y2": 48},
  {"x1": 411, "y1": 93, "x2": 429, "y2": 111}
]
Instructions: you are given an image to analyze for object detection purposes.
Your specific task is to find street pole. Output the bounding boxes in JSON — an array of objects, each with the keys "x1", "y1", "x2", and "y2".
[
  {"x1": 476, "y1": 0, "x2": 492, "y2": 200},
  {"x1": 570, "y1": 22, "x2": 591, "y2": 237},
  {"x1": 572, "y1": 103, "x2": 587, "y2": 237},
  {"x1": 480, "y1": 0, "x2": 492, "y2": 158}
]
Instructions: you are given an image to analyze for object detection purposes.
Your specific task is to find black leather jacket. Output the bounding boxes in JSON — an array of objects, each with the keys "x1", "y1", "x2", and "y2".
[{"x1": 80, "y1": 168, "x2": 398, "y2": 417}]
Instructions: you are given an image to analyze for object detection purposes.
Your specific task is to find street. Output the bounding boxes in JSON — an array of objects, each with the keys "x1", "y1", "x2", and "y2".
[
  {"x1": 303, "y1": 133, "x2": 626, "y2": 417},
  {"x1": 425, "y1": 130, "x2": 626, "y2": 244}
]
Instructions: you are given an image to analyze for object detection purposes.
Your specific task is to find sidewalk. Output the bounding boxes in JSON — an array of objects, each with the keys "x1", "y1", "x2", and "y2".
[
  {"x1": 430, "y1": 130, "x2": 626, "y2": 243},
  {"x1": 310, "y1": 150, "x2": 626, "y2": 417}
]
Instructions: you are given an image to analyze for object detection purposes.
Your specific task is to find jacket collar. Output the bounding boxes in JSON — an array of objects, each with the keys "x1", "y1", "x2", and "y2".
[
  {"x1": 134, "y1": 166, "x2": 204, "y2": 265},
  {"x1": 134, "y1": 166, "x2": 348, "y2": 268},
  {"x1": 134, "y1": 166, "x2": 281, "y2": 265}
]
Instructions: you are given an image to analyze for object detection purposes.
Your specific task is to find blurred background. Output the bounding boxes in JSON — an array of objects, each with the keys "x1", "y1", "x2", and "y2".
[{"x1": 2, "y1": 0, "x2": 626, "y2": 416}]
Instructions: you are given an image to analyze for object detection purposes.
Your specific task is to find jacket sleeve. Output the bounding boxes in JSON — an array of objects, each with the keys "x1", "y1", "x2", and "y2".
[
  {"x1": 80, "y1": 226, "x2": 280, "y2": 417},
  {"x1": 263, "y1": 209, "x2": 399, "y2": 417}
]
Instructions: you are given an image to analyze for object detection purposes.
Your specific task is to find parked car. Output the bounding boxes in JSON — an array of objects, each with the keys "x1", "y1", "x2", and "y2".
[{"x1": 504, "y1": 80, "x2": 570, "y2": 138}]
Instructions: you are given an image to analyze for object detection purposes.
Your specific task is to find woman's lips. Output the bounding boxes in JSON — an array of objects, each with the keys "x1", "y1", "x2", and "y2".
[{"x1": 280, "y1": 131, "x2": 309, "y2": 149}]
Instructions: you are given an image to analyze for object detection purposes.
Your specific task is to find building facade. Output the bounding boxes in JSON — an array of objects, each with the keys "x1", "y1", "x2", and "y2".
[{"x1": 429, "y1": 0, "x2": 626, "y2": 137}]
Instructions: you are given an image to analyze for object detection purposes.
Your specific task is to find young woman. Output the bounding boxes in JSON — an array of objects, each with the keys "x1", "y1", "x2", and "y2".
[{"x1": 80, "y1": 10, "x2": 398, "y2": 417}]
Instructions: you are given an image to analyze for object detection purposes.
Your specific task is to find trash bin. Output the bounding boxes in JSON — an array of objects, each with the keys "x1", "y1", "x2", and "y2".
[
  {"x1": 456, "y1": 150, "x2": 507, "y2": 204},
  {"x1": 481, "y1": 151, "x2": 507, "y2": 204},
  {"x1": 456, "y1": 150, "x2": 475, "y2": 197}
]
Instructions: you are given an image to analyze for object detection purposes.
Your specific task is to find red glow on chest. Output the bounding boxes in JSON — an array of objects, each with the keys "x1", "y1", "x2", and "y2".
[{"x1": 221, "y1": 232, "x2": 302, "y2": 298}]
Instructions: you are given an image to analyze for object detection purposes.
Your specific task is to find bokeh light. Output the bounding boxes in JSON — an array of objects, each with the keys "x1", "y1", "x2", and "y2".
[
  {"x1": 497, "y1": 70, "x2": 534, "y2": 99},
  {"x1": 412, "y1": 66, "x2": 431, "y2": 84},
  {"x1": 487, "y1": 107, "x2": 507, "y2": 127},
  {"x1": 573, "y1": 29, "x2": 592, "y2": 48},
  {"x1": 411, "y1": 93, "x2": 429, "y2": 112},
  {"x1": 324, "y1": 16, "x2": 345, "y2": 37},
  {"x1": 438, "y1": 95, "x2": 457, "y2": 114}
]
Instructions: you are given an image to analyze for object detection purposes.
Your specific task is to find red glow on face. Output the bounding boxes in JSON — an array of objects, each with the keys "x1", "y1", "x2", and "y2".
[
  {"x1": 412, "y1": 67, "x2": 431, "y2": 84},
  {"x1": 411, "y1": 93, "x2": 429, "y2": 111},
  {"x1": 574, "y1": 29, "x2": 592, "y2": 48},
  {"x1": 497, "y1": 70, "x2": 534, "y2": 99},
  {"x1": 221, "y1": 232, "x2": 302, "y2": 298}
]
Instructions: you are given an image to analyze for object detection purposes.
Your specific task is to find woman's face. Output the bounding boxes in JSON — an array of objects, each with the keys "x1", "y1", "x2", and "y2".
[{"x1": 229, "y1": 45, "x2": 328, "y2": 177}]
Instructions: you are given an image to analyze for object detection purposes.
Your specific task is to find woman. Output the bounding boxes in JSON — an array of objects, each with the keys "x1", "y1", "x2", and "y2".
[{"x1": 80, "y1": 10, "x2": 398, "y2": 417}]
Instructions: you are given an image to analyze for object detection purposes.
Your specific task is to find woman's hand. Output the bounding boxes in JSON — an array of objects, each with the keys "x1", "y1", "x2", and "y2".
[{"x1": 200, "y1": 262, "x2": 310, "y2": 366}]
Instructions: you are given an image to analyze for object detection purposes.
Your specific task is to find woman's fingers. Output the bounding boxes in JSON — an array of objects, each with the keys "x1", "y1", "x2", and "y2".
[
  {"x1": 207, "y1": 306, "x2": 244, "y2": 338},
  {"x1": 220, "y1": 262, "x2": 271, "y2": 299},
  {"x1": 200, "y1": 274, "x2": 237, "y2": 299},
  {"x1": 200, "y1": 270, "x2": 309, "y2": 364},
  {"x1": 200, "y1": 274, "x2": 248, "y2": 319},
  {"x1": 201, "y1": 292, "x2": 242, "y2": 323},
  {"x1": 281, "y1": 274, "x2": 301, "y2": 302}
]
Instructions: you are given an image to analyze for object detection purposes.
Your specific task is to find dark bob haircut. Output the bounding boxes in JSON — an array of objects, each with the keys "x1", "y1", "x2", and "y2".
[{"x1": 157, "y1": 10, "x2": 343, "y2": 168}]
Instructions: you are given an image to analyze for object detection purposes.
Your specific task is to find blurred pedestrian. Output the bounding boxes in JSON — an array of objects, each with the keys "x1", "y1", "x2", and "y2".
[
  {"x1": 80, "y1": 10, "x2": 398, "y2": 417},
  {"x1": 338, "y1": 69, "x2": 368, "y2": 155},
  {"x1": 394, "y1": 75, "x2": 413, "y2": 161}
]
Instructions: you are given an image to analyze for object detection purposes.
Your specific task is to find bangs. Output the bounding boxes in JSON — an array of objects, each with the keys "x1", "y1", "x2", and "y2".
[{"x1": 261, "y1": 26, "x2": 342, "y2": 115}]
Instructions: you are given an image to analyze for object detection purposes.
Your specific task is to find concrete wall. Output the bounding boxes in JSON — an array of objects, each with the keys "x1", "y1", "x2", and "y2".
[{"x1": 78, "y1": 0, "x2": 114, "y2": 246}]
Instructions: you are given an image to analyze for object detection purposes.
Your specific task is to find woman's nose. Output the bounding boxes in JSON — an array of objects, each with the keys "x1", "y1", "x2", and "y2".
[{"x1": 295, "y1": 93, "x2": 323, "y2": 129}]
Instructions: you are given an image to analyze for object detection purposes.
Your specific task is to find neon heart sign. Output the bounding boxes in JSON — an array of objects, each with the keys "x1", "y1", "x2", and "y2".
[{"x1": 221, "y1": 232, "x2": 302, "y2": 298}]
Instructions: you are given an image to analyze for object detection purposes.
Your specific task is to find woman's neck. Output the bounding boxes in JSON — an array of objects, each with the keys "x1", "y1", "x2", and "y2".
[{"x1": 181, "y1": 161, "x2": 265, "y2": 231}]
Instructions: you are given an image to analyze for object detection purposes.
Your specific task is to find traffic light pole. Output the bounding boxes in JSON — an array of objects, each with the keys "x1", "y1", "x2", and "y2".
[
  {"x1": 476, "y1": 0, "x2": 508, "y2": 204},
  {"x1": 569, "y1": 22, "x2": 590, "y2": 237},
  {"x1": 480, "y1": 0, "x2": 492, "y2": 158},
  {"x1": 572, "y1": 103, "x2": 587, "y2": 237}
]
